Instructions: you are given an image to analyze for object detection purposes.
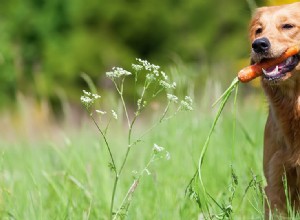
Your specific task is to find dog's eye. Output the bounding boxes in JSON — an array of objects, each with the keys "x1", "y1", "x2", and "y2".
[
  {"x1": 282, "y1": 24, "x2": 295, "y2": 29},
  {"x1": 255, "y1": 28, "x2": 263, "y2": 35}
]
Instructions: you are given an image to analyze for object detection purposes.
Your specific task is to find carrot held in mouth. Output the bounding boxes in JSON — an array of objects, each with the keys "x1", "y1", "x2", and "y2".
[{"x1": 238, "y1": 45, "x2": 300, "y2": 83}]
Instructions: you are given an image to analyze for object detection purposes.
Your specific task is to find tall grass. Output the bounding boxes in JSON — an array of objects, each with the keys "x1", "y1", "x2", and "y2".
[
  {"x1": 0, "y1": 90, "x2": 270, "y2": 219},
  {"x1": 186, "y1": 77, "x2": 240, "y2": 219},
  {"x1": 0, "y1": 60, "x2": 275, "y2": 219}
]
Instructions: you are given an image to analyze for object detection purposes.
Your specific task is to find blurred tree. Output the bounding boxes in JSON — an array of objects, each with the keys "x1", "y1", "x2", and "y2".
[{"x1": 0, "y1": 0, "x2": 263, "y2": 109}]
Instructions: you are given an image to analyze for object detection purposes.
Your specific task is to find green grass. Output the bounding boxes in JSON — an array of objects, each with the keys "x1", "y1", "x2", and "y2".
[{"x1": 0, "y1": 92, "x2": 269, "y2": 219}]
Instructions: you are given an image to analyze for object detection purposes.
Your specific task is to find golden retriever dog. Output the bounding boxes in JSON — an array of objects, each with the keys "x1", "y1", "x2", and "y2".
[{"x1": 250, "y1": 2, "x2": 300, "y2": 217}]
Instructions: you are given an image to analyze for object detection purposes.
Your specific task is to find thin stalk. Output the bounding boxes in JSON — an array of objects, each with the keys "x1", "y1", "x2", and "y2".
[
  {"x1": 110, "y1": 77, "x2": 151, "y2": 218},
  {"x1": 232, "y1": 82, "x2": 239, "y2": 160},
  {"x1": 114, "y1": 79, "x2": 130, "y2": 128},
  {"x1": 90, "y1": 115, "x2": 117, "y2": 175},
  {"x1": 110, "y1": 175, "x2": 119, "y2": 220},
  {"x1": 118, "y1": 115, "x2": 138, "y2": 176},
  {"x1": 212, "y1": 77, "x2": 239, "y2": 107},
  {"x1": 131, "y1": 102, "x2": 171, "y2": 146},
  {"x1": 118, "y1": 79, "x2": 152, "y2": 177},
  {"x1": 159, "y1": 102, "x2": 171, "y2": 123},
  {"x1": 197, "y1": 78, "x2": 239, "y2": 218},
  {"x1": 112, "y1": 179, "x2": 139, "y2": 220},
  {"x1": 111, "y1": 113, "x2": 139, "y2": 219},
  {"x1": 113, "y1": 154, "x2": 156, "y2": 219},
  {"x1": 90, "y1": 114, "x2": 118, "y2": 219}
]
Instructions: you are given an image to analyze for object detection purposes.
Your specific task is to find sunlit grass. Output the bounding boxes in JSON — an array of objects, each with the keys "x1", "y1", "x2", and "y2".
[{"x1": 0, "y1": 92, "x2": 268, "y2": 219}]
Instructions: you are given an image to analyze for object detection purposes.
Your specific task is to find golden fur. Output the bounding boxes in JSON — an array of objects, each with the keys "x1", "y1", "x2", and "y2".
[{"x1": 250, "y1": 2, "x2": 300, "y2": 217}]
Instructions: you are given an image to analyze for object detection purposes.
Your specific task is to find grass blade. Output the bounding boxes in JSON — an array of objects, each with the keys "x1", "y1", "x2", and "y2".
[{"x1": 196, "y1": 77, "x2": 239, "y2": 217}]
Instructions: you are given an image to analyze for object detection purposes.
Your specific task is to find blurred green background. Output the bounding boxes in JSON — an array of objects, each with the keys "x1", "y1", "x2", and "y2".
[
  {"x1": 0, "y1": 0, "x2": 297, "y2": 133},
  {"x1": 0, "y1": 0, "x2": 259, "y2": 108}
]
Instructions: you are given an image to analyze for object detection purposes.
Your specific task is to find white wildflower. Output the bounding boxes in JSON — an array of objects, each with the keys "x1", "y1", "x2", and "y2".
[
  {"x1": 151, "y1": 64, "x2": 160, "y2": 71},
  {"x1": 159, "y1": 80, "x2": 171, "y2": 89},
  {"x1": 136, "y1": 58, "x2": 160, "y2": 71},
  {"x1": 95, "y1": 110, "x2": 107, "y2": 115},
  {"x1": 167, "y1": 94, "x2": 178, "y2": 103},
  {"x1": 171, "y1": 82, "x2": 176, "y2": 88},
  {"x1": 80, "y1": 90, "x2": 101, "y2": 110},
  {"x1": 146, "y1": 73, "x2": 156, "y2": 82},
  {"x1": 180, "y1": 96, "x2": 193, "y2": 111},
  {"x1": 81, "y1": 96, "x2": 94, "y2": 109},
  {"x1": 106, "y1": 67, "x2": 131, "y2": 79},
  {"x1": 132, "y1": 64, "x2": 143, "y2": 71},
  {"x1": 83, "y1": 90, "x2": 91, "y2": 96},
  {"x1": 161, "y1": 71, "x2": 168, "y2": 80},
  {"x1": 153, "y1": 70, "x2": 159, "y2": 76},
  {"x1": 160, "y1": 80, "x2": 176, "y2": 89},
  {"x1": 81, "y1": 96, "x2": 93, "y2": 104},
  {"x1": 137, "y1": 98, "x2": 142, "y2": 110},
  {"x1": 137, "y1": 98, "x2": 147, "y2": 110},
  {"x1": 92, "y1": 94, "x2": 101, "y2": 99},
  {"x1": 111, "y1": 110, "x2": 118, "y2": 120},
  {"x1": 165, "y1": 151, "x2": 171, "y2": 160},
  {"x1": 153, "y1": 143, "x2": 164, "y2": 153},
  {"x1": 137, "y1": 58, "x2": 151, "y2": 70},
  {"x1": 184, "y1": 96, "x2": 193, "y2": 104}
]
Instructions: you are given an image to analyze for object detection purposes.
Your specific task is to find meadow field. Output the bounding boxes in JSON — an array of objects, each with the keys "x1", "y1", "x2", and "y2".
[
  {"x1": 0, "y1": 66, "x2": 270, "y2": 219},
  {"x1": 2, "y1": 0, "x2": 300, "y2": 219}
]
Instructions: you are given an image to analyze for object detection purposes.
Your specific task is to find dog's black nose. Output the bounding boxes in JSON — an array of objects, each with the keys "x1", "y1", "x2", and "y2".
[{"x1": 252, "y1": 37, "x2": 270, "y2": 53}]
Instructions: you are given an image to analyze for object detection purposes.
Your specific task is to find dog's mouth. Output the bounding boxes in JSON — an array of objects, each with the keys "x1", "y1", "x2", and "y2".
[{"x1": 262, "y1": 55, "x2": 300, "y2": 81}]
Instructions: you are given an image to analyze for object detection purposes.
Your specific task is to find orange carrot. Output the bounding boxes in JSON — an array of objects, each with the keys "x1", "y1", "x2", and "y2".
[{"x1": 238, "y1": 45, "x2": 300, "y2": 83}]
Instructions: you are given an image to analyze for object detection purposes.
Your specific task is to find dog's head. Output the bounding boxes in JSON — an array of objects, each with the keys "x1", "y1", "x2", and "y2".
[{"x1": 250, "y1": 2, "x2": 300, "y2": 83}]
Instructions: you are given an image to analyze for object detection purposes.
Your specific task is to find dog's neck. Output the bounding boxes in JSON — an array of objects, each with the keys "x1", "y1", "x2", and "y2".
[{"x1": 262, "y1": 78, "x2": 300, "y2": 149}]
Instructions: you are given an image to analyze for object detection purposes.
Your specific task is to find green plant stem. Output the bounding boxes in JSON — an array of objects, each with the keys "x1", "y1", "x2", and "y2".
[
  {"x1": 109, "y1": 114, "x2": 138, "y2": 220},
  {"x1": 197, "y1": 78, "x2": 239, "y2": 218},
  {"x1": 113, "y1": 154, "x2": 156, "y2": 219},
  {"x1": 118, "y1": 115, "x2": 138, "y2": 176},
  {"x1": 90, "y1": 115, "x2": 117, "y2": 175},
  {"x1": 184, "y1": 77, "x2": 239, "y2": 218},
  {"x1": 160, "y1": 102, "x2": 171, "y2": 123},
  {"x1": 90, "y1": 114, "x2": 118, "y2": 219},
  {"x1": 110, "y1": 77, "x2": 148, "y2": 218},
  {"x1": 232, "y1": 82, "x2": 239, "y2": 160},
  {"x1": 113, "y1": 179, "x2": 139, "y2": 220},
  {"x1": 131, "y1": 102, "x2": 171, "y2": 146},
  {"x1": 112, "y1": 97, "x2": 168, "y2": 218},
  {"x1": 110, "y1": 175, "x2": 119, "y2": 220},
  {"x1": 114, "y1": 79, "x2": 130, "y2": 128}
]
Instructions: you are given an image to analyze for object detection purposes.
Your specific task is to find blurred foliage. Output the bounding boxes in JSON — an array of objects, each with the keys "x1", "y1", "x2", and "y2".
[
  {"x1": 267, "y1": 0, "x2": 299, "y2": 5},
  {"x1": 0, "y1": 0, "x2": 267, "y2": 109}
]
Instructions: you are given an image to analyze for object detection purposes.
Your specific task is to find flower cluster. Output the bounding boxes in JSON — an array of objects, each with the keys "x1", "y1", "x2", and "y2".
[
  {"x1": 159, "y1": 80, "x2": 176, "y2": 90},
  {"x1": 96, "y1": 110, "x2": 107, "y2": 115},
  {"x1": 132, "y1": 64, "x2": 143, "y2": 71},
  {"x1": 111, "y1": 110, "x2": 118, "y2": 120},
  {"x1": 167, "y1": 94, "x2": 179, "y2": 103},
  {"x1": 153, "y1": 143, "x2": 171, "y2": 160},
  {"x1": 133, "y1": 59, "x2": 177, "y2": 89},
  {"x1": 95, "y1": 109, "x2": 118, "y2": 120},
  {"x1": 80, "y1": 90, "x2": 101, "y2": 110},
  {"x1": 180, "y1": 96, "x2": 193, "y2": 111},
  {"x1": 106, "y1": 67, "x2": 132, "y2": 79},
  {"x1": 137, "y1": 98, "x2": 147, "y2": 110},
  {"x1": 166, "y1": 94, "x2": 193, "y2": 111},
  {"x1": 136, "y1": 58, "x2": 160, "y2": 72}
]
